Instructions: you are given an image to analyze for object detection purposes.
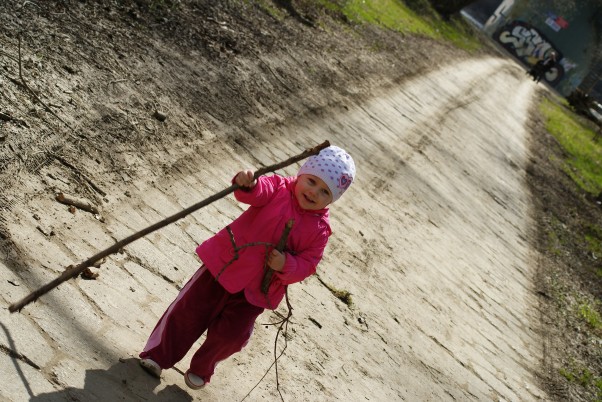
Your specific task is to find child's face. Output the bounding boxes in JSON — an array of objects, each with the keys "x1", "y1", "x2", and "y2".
[{"x1": 295, "y1": 174, "x2": 333, "y2": 210}]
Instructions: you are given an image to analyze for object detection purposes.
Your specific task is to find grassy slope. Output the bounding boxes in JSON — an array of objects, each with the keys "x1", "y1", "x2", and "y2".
[{"x1": 538, "y1": 96, "x2": 602, "y2": 400}]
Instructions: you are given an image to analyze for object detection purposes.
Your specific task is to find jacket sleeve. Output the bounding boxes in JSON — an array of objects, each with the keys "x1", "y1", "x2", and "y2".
[
  {"x1": 233, "y1": 175, "x2": 280, "y2": 207},
  {"x1": 275, "y1": 225, "x2": 330, "y2": 285}
]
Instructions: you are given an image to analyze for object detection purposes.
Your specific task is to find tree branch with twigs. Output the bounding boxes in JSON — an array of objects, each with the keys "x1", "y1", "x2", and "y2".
[{"x1": 8, "y1": 141, "x2": 329, "y2": 312}]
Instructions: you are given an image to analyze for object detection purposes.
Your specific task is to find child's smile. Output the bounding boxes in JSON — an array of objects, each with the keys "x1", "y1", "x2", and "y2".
[{"x1": 295, "y1": 174, "x2": 333, "y2": 210}]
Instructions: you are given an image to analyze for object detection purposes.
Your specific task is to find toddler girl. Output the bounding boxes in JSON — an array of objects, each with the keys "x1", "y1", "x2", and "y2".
[{"x1": 139, "y1": 145, "x2": 355, "y2": 389}]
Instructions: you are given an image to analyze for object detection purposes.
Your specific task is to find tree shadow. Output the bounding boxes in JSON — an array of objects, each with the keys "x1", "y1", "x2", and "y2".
[
  {"x1": 29, "y1": 358, "x2": 193, "y2": 402},
  {"x1": 1, "y1": 322, "x2": 36, "y2": 398}
]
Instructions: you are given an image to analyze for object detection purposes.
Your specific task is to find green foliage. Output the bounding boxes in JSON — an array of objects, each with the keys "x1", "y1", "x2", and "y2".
[
  {"x1": 254, "y1": 0, "x2": 288, "y2": 19},
  {"x1": 540, "y1": 98, "x2": 602, "y2": 195},
  {"x1": 579, "y1": 302, "x2": 602, "y2": 330},
  {"x1": 331, "y1": 288, "x2": 354, "y2": 306},
  {"x1": 342, "y1": 0, "x2": 436, "y2": 35},
  {"x1": 316, "y1": 274, "x2": 354, "y2": 307},
  {"x1": 403, "y1": 0, "x2": 434, "y2": 15},
  {"x1": 560, "y1": 365, "x2": 602, "y2": 399},
  {"x1": 585, "y1": 224, "x2": 602, "y2": 256},
  {"x1": 305, "y1": 0, "x2": 482, "y2": 51},
  {"x1": 546, "y1": 215, "x2": 566, "y2": 256}
]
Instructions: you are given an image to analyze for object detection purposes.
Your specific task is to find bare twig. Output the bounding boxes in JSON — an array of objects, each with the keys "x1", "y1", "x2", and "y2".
[
  {"x1": 107, "y1": 79, "x2": 128, "y2": 88},
  {"x1": 18, "y1": 1, "x2": 41, "y2": 12},
  {"x1": 0, "y1": 112, "x2": 14, "y2": 122},
  {"x1": 0, "y1": 49, "x2": 18, "y2": 62},
  {"x1": 274, "y1": 291, "x2": 293, "y2": 401},
  {"x1": 17, "y1": 36, "x2": 73, "y2": 131},
  {"x1": 261, "y1": 219, "x2": 294, "y2": 294},
  {"x1": 0, "y1": 111, "x2": 27, "y2": 127},
  {"x1": 52, "y1": 154, "x2": 107, "y2": 197},
  {"x1": 216, "y1": 221, "x2": 299, "y2": 283},
  {"x1": 250, "y1": 50, "x2": 294, "y2": 93},
  {"x1": 241, "y1": 289, "x2": 293, "y2": 402},
  {"x1": 214, "y1": 225, "x2": 275, "y2": 281},
  {"x1": 55, "y1": 192, "x2": 99, "y2": 214},
  {"x1": 9, "y1": 141, "x2": 329, "y2": 313}
]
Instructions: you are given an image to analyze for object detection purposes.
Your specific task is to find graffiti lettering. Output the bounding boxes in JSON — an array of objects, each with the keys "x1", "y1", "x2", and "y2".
[
  {"x1": 499, "y1": 25, "x2": 553, "y2": 59},
  {"x1": 495, "y1": 21, "x2": 564, "y2": 85}
]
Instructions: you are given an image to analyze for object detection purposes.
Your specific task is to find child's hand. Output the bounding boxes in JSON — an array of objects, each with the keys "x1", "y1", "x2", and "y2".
[
  {"x1": 267, "y1": 249, "x2": 286, "y2": 272},
  {"x1": 235, "y1": 170, "x2": 256, "y2": 189}
]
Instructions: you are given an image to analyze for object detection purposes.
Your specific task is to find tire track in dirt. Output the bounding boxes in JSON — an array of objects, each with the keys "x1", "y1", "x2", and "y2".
[{"x1": 0, "y1": 57, "x2": 548, "y2": 401}]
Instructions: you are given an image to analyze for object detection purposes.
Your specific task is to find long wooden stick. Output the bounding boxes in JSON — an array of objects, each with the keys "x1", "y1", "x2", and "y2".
[{"x1": 9, "y1": 141, "x2": 330, "y2": 313}]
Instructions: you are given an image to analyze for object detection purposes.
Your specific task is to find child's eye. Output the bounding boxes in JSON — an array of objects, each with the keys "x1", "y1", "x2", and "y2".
[
  {"x1": 321, "y1": 188, "x2": 330, "y2": 196},
  {"x1": 308, "y1": 178, "x2": 315, "y2": 185}
]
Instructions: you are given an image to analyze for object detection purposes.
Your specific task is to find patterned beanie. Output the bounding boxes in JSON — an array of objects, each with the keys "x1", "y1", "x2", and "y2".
[{"x1": 298, "y1": 145, "x2": 355, "y2": 202}]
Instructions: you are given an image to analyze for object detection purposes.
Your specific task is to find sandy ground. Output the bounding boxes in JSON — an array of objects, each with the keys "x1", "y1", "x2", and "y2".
[{"x1": 0, "y1": 56, "x2": 551, "y2": 401}]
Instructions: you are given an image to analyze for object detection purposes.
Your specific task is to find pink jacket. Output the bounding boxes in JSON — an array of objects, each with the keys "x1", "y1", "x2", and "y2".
[{"x1": 196, "y1": 175, "x2": 332, "y2": 309}]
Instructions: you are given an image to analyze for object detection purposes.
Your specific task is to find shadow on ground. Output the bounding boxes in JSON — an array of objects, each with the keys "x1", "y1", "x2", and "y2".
[{"x1": 29, "y1": 358, "x2": 192, "y2": 401}]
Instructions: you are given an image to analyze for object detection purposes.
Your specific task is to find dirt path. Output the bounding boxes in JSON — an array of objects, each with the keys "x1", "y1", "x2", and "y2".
[{"x1": 0, "y1": 56, "x2": 548, "y2": 401}]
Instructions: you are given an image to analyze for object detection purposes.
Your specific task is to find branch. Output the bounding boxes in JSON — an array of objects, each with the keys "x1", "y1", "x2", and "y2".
[
  {"x1": 8, "y1": 141, "x2": 329, "y2": 313},
  {"x1": 214, "y1": 226, "x2": 276, "y2": 281},
  {"x1": 17, "y1": 36, "x2": 73, "y2": 131},
  {"x1": 261, "y1": 219, "x2": 294, "y2": 294},
  {"x1": 250, "y1": 49, "x2": 294, "y2": 93},
  {"x1": 52, "y1": 154, "x2": 107, "y2": 197},
  {"x1": 241, "y1": 289, "x2": 293, "y2": 402},
  {"x1": 55, "y1": 192, "x2": 99, "y2": 215}
]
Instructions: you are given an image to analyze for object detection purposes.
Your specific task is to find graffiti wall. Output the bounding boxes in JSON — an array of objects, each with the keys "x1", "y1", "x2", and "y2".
[
  {"x1": 484, "y1": 0, "x2": 599, "y2": 96},
  {"x1": 495, "y1": 21, "x2": 564, "y2": 85}
]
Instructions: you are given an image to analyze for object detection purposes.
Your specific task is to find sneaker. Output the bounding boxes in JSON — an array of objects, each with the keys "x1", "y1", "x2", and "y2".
[
  {"x1": 184, "y1": 371, "x2": 206, "y2": 390},
  {"x1": 139, "y1": 358, "x2": 162, "y2": 378}
]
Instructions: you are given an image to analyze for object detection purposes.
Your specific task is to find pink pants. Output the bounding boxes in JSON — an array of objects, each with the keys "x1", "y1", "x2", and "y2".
[{"x1": 140, "y1": 266, "x2": 264, "y2": 382}]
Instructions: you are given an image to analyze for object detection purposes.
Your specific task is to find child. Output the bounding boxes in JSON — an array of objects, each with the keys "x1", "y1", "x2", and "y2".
[{"x1": 138, "y1": 145, "x2": 355, "y2": 389}]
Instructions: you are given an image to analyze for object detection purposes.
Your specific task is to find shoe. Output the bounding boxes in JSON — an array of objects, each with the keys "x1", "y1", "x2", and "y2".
[
  {"x1": 139, "y1": 358, "x2": 162, "y2": 378},
  {"x1": 184, "y1": 371, "x2": 206, "y2": 389}
]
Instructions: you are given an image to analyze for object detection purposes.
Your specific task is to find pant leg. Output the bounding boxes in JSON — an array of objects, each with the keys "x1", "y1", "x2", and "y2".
[
  {"x1": 140, "y1": 266, "x2": 230, "y2": 369},
  {"x1": 189, "y1": 291, "x2": 264, "y2": 382}
]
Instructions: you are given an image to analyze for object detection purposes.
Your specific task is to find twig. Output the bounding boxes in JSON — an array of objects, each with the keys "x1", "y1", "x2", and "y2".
[
  {"x1": 52, "y1": 154, "x2": 107, "y2": 197},
  {"x1": 8, "y1": 141, "x2": 329, "y2": 313},
  {"x1": 17, "y1": 36, "x2": 73, "y2": 131},
  {"x1": 241, "y1": 290, "x2": 293, "y2": 402},
  {"x1": 250, "y1": 49, "x2": 294, "y2": 93},
  {"x1": 107, "y1": 79, "x2": 128, "y2": 88},
  {"x1": 55, "y1": 192, "x2": 99, "y2": 215},
  {"x1": 274, "y1": 291, "x2": 293, "y2": 401},
  {"x1": 0, "y1": 49, "x2": 18, "y2": 62},
  {"x1": 19, "y1": 1, "x2": 41, "y2": 12},
  {"x1": 216, "y1": 219, "x2": 294, "y2": 288},
  {"x1": 261, "y1": 219, "x2": 294, "y2": 294},
  {"x1": 214, "y1": 226, "x2": 275, "y2": 281},
  {"x1": 0, "y1": 112, "x2": 14, "y2": 122}
]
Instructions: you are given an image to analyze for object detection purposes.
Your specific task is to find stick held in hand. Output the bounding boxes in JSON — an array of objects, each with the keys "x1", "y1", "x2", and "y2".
[
  {"x1": 261, "y1": 219, "x2": 294, "y2": 295},
  {"x1": 9, "y1": 140, "x2": 330, "y2": 313}
]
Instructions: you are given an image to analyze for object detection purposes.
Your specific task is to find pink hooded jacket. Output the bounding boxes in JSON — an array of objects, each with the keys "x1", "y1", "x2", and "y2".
[{"x1": 196, "y1": 174, "x2": 332, "y2": 309}]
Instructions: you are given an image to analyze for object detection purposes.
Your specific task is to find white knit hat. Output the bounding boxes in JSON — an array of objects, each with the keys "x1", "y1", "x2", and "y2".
[{"x1": 298, "y1": 145, "x2": 355, "y2": 202}]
